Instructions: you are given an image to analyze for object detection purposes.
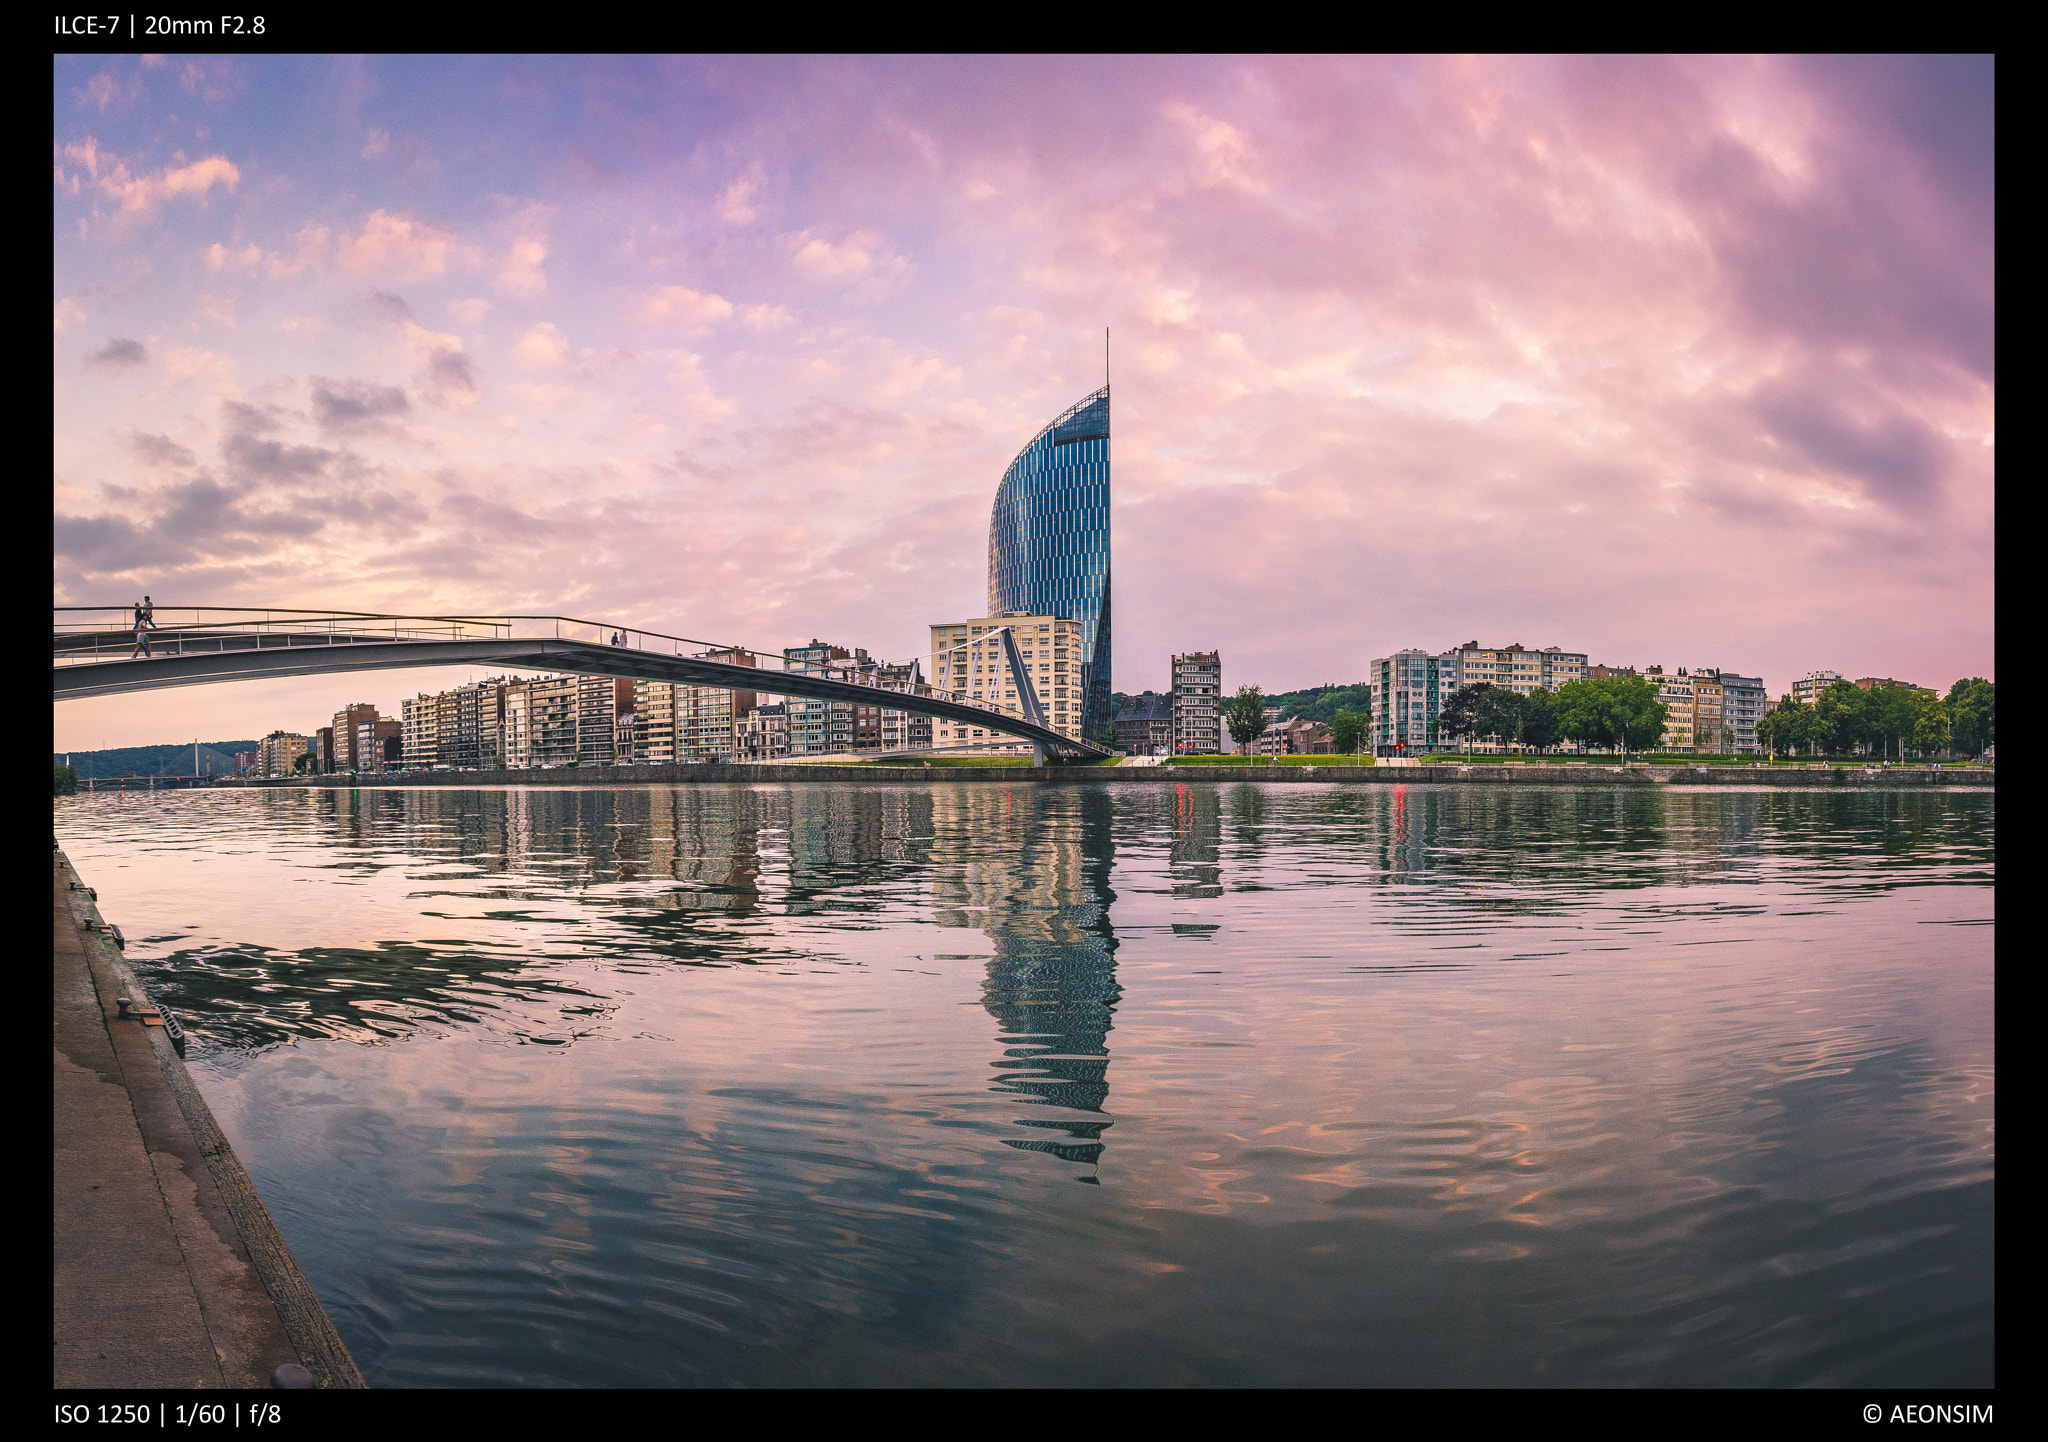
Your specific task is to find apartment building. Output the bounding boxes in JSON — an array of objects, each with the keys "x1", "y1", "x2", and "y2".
[
  {"x1": 400, "y1": 691, "x2": 445, "y2": 768},
  {"x1": 583, "y1": 677, "x2": 630, "y2": 765},
  {"x1": 632, "y1": 680, "x2": 677, "y2": 765},
  {"x1": 1369, "y1": 648, "x2": 1457, "y2": 755},
  {"x1": 1643, "y1": 667, "x2": 1696, "y2": 750},
  {"x1": 929, "y1": 614, "x2": 1084, "y2": 750},
  {"x1": 1171, "y1": 652, "x2": 1222, "y2": 754},
  {"x1": 632, "y1": 665, "x2": 767, "y2": 765},
  {"x1": 446, "y1": 679, "x2": 505, "y2": 769},
  {"x1": 1719, "y1": 673, "x2": 1765, "y2": 753},
  {"x1": 1447, "y1": 641, "x2": 1588, "y2": 693},
  {"x1": 255, "y1": 730, "x2": 308, "y2": 777},
  {"x1": 1692, "y1": 670, "x2": 1725, "y2": 753},
  {"x1": 523, "y1": 676, "x2": 578, "y2": 766},
  {"x1": 875, "y1": 660, "x2": 931, "y2": 752},
  {"x1": 737, "y1": 703, "x2": 789, "y2": 761},
  {"x1": 353, "y1": 717, "x2": 402, "y2": 773},
  {"x1": 501, "y1": 683, "x2": 532, "y2": 768},
  {"x1": 1792, "y1": 670, "x2": 1844, "y2": 705},
  {"x1": 783, "y1": 640, "x2": 864, "y2": 756},
  {"x1": 615, "y1": 701, "x2": 638, "y2": 763},
  {"x1": 329, "y1": 702, "x2": 380, "y2": 771}
]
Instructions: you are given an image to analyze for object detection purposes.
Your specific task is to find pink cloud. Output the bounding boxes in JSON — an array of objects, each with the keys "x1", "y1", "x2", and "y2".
[{"x1": 53, "y1": 56, "x2": 1993, "y2": 746}]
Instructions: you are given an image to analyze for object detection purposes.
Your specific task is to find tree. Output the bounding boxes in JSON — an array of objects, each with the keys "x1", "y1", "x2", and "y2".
[
  {"x1": 1760, "y1": 694, "x2": 1828, "y2": 759},
  {"x1": 1758, "y1": 698, "x2": 1797, "y2": 759},
  {"x1": 1813, "y1": 681, "x2": 1868, "y2": 756},
  {"x1": 54, "y1": 763, "x2": 78, "y2": 797},
  {"x1": 1329, "y1": 707, "x2": 1368, "y2": 755},
  {"x1": 1439, "y1": 683, "x2": 1491, "y2": 749},
  {"x1": 1473, "y1": 687, "x2": 1528, "y2": 749},
  {"x1": 1553, "y1": 676, "x2": 1669, "y2": 762},
  {"x1": 1224, "y1": 685, "x2": 1268, "y2": 754},
  {"x1": 1521, "y1": 688, "x2": 1564, "y2": 752},
  {"x1": 1908, "y1": 691, "x2": 1950, "y2": 757},
  {"x1": 1946, "y1": 678, "x2": 1994, "y2": 756},
  {"x1": 1869, "y1": 683, "x2": 1923, "y2": 761}
]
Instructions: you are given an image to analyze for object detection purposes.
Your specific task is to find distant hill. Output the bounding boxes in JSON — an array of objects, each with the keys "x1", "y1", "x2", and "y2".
[
  {"x1": 53, "y1": 741, "x2": 259, "y2": 779},
  {"x1": 1266, "y1": 683, "x2": 1372, "y2": 723},
  {"x1": 1113, "y1": 684, "x2": 1372, "y2": 724}
]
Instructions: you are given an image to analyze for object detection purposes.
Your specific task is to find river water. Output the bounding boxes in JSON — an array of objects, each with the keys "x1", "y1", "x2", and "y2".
[{"x1": 53, "y1": 782, "x2": 1993, "y2": 1387}]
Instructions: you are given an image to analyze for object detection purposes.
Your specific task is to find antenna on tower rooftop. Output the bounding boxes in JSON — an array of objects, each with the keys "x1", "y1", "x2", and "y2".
[{"x1": 1105, "y1": 327, "x2": 1110, "y2": 391}]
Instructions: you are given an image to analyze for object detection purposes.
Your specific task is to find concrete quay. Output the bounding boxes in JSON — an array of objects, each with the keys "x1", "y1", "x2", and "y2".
[
  {"x1": 53, "y1": 843, "x2": 364, "y2": 1389},
  {"x1": 237, "y1": 761, "x2": 1991, "y2": 789}
]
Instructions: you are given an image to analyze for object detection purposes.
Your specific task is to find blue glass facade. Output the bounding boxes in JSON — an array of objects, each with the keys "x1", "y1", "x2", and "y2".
[{"x1": 987, "y1": 386, "x2": 1111, "y2": 737}]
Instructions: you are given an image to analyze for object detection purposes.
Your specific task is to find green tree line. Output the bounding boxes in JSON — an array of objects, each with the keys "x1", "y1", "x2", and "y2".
[
  {"x1": 1439, "y1": 676, "x2": 1672, "y2": 759},
  {"x1": 1756, "y1": 678, "x2": 1991, "y2": 760},
  {"x1": 1266, "y1": 682, "x2": 1373, "y2": 724}
]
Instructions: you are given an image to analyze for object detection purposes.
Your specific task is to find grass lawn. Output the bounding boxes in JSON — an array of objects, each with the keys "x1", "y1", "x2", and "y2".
[
  {"x1": 870, "y1": 755, "x2": 1037, "y2": 767},
  {"x1": 1165, "y1": 754, "x2": 1375, "y2": 766}
]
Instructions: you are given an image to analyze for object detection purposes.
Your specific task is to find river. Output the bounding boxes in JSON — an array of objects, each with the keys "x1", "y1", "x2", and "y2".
[{"x1": 53, "y1": 781, "x2": 1994, "y2": 1387}]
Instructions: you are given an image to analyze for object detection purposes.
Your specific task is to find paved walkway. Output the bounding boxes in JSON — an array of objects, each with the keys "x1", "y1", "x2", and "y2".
[{"x1": 53, "y1": 845, "x2": 364, "y2": 1388}]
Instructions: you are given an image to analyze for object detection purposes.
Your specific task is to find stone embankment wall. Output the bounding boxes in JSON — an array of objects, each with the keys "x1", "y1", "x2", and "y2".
[{"x1": 241, "y1": 762, "x2": 1991, "y2": 789}]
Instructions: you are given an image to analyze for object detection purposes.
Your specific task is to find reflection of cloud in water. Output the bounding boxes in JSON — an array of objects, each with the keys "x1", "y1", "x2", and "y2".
[{"x1": 931, "y1": 788, "x2": 1120, "y2": 1176}]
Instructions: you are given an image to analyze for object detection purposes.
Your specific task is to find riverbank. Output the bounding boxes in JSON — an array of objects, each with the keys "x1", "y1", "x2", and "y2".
[
  {"x1": 53, "y1": 843, "x2": 365, "y2": 1389},
  {"x1": 229, "y1": 761, "x2": 1991, "y2": 789}
]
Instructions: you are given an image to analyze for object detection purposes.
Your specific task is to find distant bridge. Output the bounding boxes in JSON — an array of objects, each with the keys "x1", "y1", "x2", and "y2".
[{"x1": 54, "y1": 608, "x2": 1108, "y2": 764}]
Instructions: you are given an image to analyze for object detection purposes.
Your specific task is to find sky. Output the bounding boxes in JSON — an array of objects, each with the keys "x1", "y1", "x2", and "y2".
[{"x1": 54, "y1": 55, "x2": 1994, "y2": 750}]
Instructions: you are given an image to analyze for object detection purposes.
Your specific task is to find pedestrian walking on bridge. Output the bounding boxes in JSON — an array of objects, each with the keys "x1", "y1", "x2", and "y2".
[{"x1": 129, "y1": 599, "x2": 155, "y2": 658}]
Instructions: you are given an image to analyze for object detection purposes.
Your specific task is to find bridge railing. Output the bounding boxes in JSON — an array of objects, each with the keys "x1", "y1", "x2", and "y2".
[
  {"x1": 54, "y1": 607, "x2": 1093, "y2": 747},
  {"x1": 53, "y1": 607, "x2": 518, "y2": 665}
]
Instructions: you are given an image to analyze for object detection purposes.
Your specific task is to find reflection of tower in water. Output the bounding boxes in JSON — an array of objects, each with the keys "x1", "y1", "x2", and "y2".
[{"x1": 931, "y1": 788, "x2": 1120, "y2": 1176}]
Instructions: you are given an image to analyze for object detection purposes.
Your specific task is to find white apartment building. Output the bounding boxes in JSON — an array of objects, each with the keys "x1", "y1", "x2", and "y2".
[
  {"x1": 875, "y1": 660, "x2": 931, "y2": 751},
  {"x1": 1447, "y1": 641, "x2": 1588, "y2": 693},
  {"x1": 1369, "y1": 648, "x2": 1458, "y2": 755},
  {"x1": 929, "y1": 613, "x2": 1083, "y2": 750},
  {"x1": 500, "y1": 684, "x2": 531, "y2": 768}
]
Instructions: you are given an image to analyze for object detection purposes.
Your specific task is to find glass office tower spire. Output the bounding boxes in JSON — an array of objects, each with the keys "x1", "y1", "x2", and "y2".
[{"x1": 988, "y1": 385, "x2": 1112, "y2": 738}]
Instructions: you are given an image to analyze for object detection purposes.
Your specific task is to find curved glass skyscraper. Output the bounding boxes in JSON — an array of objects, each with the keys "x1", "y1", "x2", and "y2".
[{"x1": 988, "y1": 385, "x2": 1111, "y2": 737}]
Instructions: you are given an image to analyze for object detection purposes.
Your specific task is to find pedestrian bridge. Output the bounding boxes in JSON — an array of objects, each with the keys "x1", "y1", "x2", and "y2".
[{"x1": 54, "y1": 607, "x2": 1108, "y2": 763}]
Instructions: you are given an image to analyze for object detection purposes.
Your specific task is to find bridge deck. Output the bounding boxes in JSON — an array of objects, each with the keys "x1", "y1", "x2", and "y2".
[{"x1": 54, "y1": 610, "x2": 1108, "y2": 762}]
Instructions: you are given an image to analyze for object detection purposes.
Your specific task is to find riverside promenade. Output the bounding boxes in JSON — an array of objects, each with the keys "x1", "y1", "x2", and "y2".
[
  {"x1": 238, "y1": 761, "x2": 1993, "y2": 790},
  {"x1": 53, "y1": 842, "x2": 363, "y2": 1389}
]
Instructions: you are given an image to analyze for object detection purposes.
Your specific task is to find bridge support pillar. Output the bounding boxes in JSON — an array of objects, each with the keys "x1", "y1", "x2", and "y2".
[{"x1": 1032, "y1": 742, "x2": 1047, "y2": 768}]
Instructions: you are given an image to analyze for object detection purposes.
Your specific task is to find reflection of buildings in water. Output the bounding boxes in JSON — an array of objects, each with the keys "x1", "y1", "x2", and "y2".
[
  {"x1": 1166, "y1": 783, "x2": 1222, "y2": 898},
  {"x1": 640, "y1": 787, "x2": 765, "y2": 915},
  {"x1": 782, "y1": 787, "x2": 890, "y2": 898},
  {"x1": 931, "y1": 787, "x2": 1120, "y2": 1175}
]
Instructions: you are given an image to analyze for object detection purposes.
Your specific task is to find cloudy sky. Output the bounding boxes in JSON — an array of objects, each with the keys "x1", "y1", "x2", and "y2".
[{"x1": 54, "y1": 55, "x2": 1993, "y2": 749}]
